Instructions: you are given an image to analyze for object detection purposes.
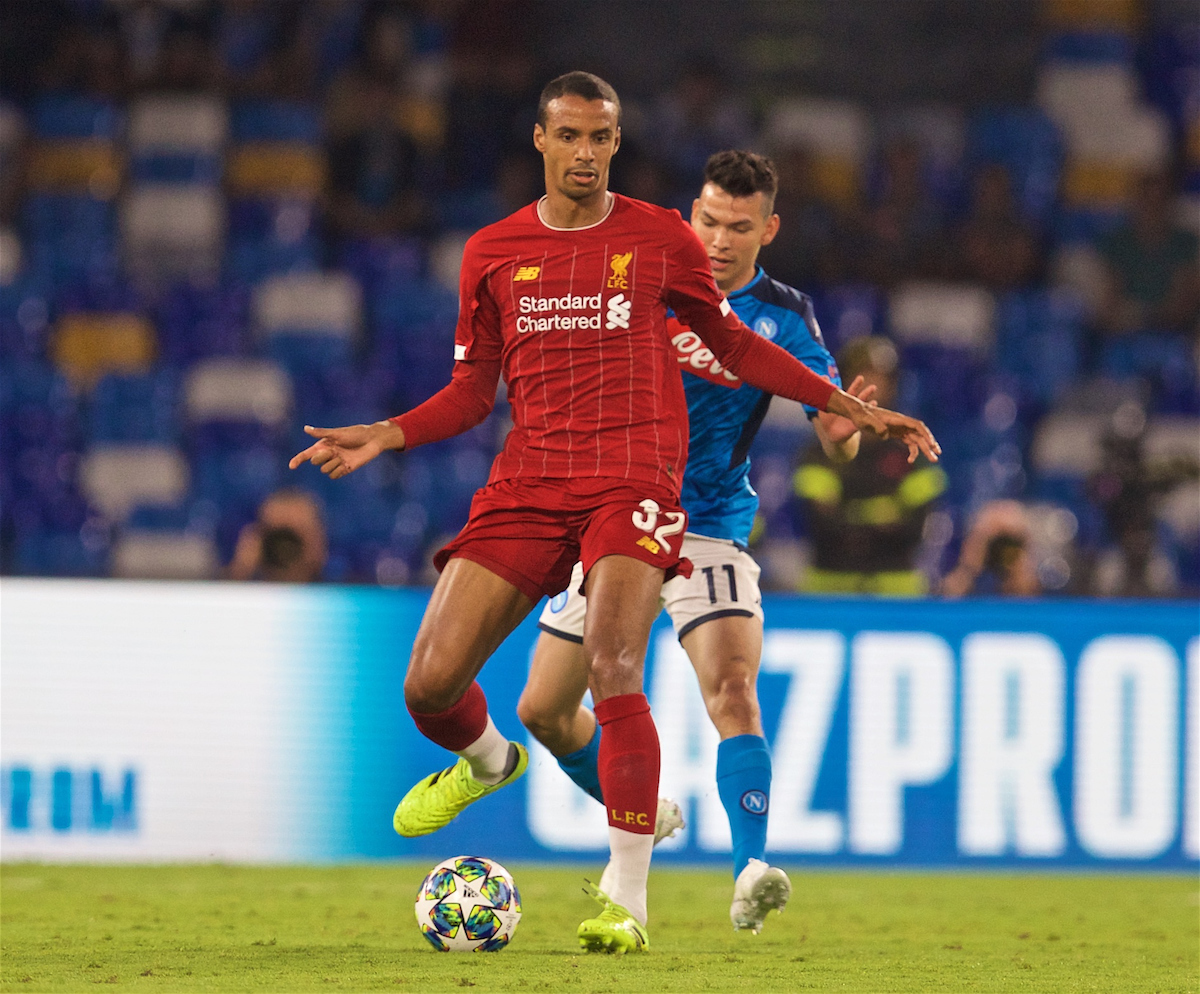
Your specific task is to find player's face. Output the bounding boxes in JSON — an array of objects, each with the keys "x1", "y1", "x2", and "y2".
[
  {"x1": 533, "y1": 96, "x2": 621, "y2": 203},
  {"x1": 690, "y1": 183, "x2": 780, "y2": 293}
]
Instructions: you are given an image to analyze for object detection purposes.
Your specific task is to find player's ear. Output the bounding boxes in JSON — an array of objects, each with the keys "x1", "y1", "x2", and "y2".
[
  {"x1": 613, "y1": 126, "x2": 620, "y2": 154},
  {"x1": 690, "y1": 198, "x2": 701, "y2": 225},
  {"x1": 760, "y1": 213, "x2": 781, "y2": 246},
  {"x1": 533, "y1": 124, "x2": 546, "y2": 153}
]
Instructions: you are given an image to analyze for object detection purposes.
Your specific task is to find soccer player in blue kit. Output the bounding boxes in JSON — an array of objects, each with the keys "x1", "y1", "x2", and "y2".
[{"x1": 517, "y1": 150, "x2": 874, "y2": 933}]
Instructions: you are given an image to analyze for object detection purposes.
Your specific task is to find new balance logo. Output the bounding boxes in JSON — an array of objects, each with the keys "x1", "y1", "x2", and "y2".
[
  {"x1": 605, "y1": 294, "x2": 631, "y2": 330},
  {"x1": 512, "y1": 266, "x2": 540, "y2": 281}
]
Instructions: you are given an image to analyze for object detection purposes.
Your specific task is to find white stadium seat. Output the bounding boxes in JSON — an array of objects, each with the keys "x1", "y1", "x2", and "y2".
[
  {"x1": 128, "y1": 95, "x2": 227, "y2": 155},
  {"x1": 889, "y1": 282, "x2": 995, "y2": 350},
  {"x1": 111, "y1": 530, "x2": 219, "y2": 580},
  {"x1": 183, "y1": 358, "x2": 292, "y2": 426},
  {"x1": 253, "y1": 271, "x2": 361, "y2": 337},
  {"x1": 121, "y1": 183, "x2": 224, "y2": 278},
  {"x1": 764, "y1": 97, "x2": 871, "y2": 163},
  {"x1": 79, "y1": 444, "x2": 190, "y2": 519},
  {"x1": 1031, "y1": 412, "x2": 1107, "y2": 476}
]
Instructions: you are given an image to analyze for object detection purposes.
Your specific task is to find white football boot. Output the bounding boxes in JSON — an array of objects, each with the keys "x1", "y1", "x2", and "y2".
[
  {"x1": 730, "y1": 858, "x2": 791, "y2": 933},
  {"x1": 598, "y1": 797, "x2": 684, "y2": 895}
]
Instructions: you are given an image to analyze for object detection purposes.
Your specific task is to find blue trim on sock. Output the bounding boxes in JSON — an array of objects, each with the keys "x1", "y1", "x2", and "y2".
[
  {"x1": 717, "y1": 733, "x2": 772, "y2": 878},
  {"x1": 556, "y1": 721, "x2": 604, "y2": 804}
]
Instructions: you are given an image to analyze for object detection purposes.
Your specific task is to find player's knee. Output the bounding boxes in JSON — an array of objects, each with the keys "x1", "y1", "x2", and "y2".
[
  {"x1": 403, "y1": 649, "x2": 461, "y2": 714},
  {"x1": 517, "y1": 695, "x2": 564, "y2": 750},
  {"x1": 707, "y1": 672, "x2": 760, "y2": 730},
  {"x1": 584, "y1": 649, "x2": 643, "y2": 697}
]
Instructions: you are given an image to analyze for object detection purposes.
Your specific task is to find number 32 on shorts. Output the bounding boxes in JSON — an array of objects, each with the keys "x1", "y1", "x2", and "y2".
[{"x1": 631, "y1": 499, "x2": 686, "y2": 555}]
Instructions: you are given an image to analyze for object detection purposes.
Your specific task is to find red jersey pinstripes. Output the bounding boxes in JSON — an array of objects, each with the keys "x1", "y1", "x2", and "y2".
[
  {"x1": 456, "y1": 195, "x2": 707, "y2": 495},
  {"x1": 394, "y1": 194, "x2": 838, "y2": 496}
]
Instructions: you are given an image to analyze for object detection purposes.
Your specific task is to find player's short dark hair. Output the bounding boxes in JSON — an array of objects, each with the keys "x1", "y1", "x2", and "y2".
[
  {"x1": 704, "y1": 150, "x2": 778, "y2": 214},
  {"x1": 537, "y1": 71, "x2": 621, "y2": 128}
]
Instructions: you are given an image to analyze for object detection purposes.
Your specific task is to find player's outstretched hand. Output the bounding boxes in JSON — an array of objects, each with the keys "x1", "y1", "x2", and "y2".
[
  {"x1": 816, "y1": 375, "x2": 877, "y2": 445},
  {"x1": 288, "y1": 421, "x2": 406, "y2": 480},
  {"x1": 826, "y1": 390, "x2": 941, "y2": 464}
]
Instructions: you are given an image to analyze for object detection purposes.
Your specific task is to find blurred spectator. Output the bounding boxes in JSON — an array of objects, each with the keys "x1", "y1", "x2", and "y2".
[
  {"x1": 216, "y1": 0, "x2": 317, "y2": 100},
  {"x1": 761, "y1": 143, "x2": 846, "y2": 289},
  {"x1": 646, "y1": 57, "x2": 755, "y2": 196},
  {"x1": 941, "y1": 500, "x2": 1042, "y2": 597},
  {"x1": 1096, "y1": 170, "x2": 1200, "y2": 339},
  {"x1": 441, "y1": 5, "x2": 537, "y2": 194},
  {"x1": 1085, "y1": 401, "x2": 1198, "y2": 597},
  {"x1": 324, "y1": 6, "x2": 439, "y2": 238},
  {"x1": 854, "y1": 136, "x2": 947, "y2": 286},
  {"x1": 228, "y1": 488, "x2": 327, "y2": 582},
  {"x1": 793, "y1": 337, "x2": 946, "y2": 595},
  {"x1": 952, "y1": 162, "x2": 1043, "y2": 291}
]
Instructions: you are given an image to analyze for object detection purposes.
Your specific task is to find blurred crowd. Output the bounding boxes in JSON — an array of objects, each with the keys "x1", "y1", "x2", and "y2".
[{"x1": 0, "y1": 0, "x2": 1197, "y2": 598}]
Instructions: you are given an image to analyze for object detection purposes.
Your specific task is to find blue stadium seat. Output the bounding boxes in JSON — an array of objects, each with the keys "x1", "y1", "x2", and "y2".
[
  {"x1": 31, "y1": 95, "x2": 122, "y2": 140},
  {"x1": 994, "y1": 290, "x2": 1084, "y2": 406},
  {"x1": 86, "y1": 370, "x2": 181, "y2": 444},
  {"x1": 130, "y1": 153, "x2": 223, "y2": 185},
  {"x1": 1044, "y1": 32, "x2": 1135, "y2": 65},
  {"x1": 965, "y1": 109, "x2": 1063, "y2": 225},
  {"x1": 230, "y1": 101, "x2": 322, "y2": 144}
]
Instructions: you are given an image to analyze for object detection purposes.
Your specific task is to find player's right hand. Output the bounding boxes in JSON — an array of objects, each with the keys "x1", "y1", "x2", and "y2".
[{"x1": 288, "y1": 421, "x2": 405, "y2": 479}]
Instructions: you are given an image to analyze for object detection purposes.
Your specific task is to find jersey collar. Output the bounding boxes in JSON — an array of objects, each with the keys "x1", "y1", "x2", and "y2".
[
  {"x1": 535, "y1": 193, "x2": 617, "y2": 231},
  {"x1": 726, "y1": 266, "x2": 767, "y2": 299}
]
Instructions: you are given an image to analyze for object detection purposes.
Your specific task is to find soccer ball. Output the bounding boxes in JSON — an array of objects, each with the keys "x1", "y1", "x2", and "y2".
[{"x1": 414, "y1": 856, "x2": 522, "y2": 952}]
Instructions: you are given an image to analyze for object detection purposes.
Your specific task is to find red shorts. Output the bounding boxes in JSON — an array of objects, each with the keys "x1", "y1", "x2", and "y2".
[{"x1": 433, "y1": 477, "x2": 692, "y2": 601}]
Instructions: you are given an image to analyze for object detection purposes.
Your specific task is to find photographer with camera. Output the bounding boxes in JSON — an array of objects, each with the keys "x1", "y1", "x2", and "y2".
[
  {"x1": 941, "y1": 499, "x2": 1042, "y2": 598},
  {"x1": 227, "y1": 489, "x2": 328, "y2": 583}
]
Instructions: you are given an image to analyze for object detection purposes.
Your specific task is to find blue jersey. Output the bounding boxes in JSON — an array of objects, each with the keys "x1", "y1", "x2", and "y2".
[{"x1": 670, "y1": 267, "x2": 839, "y2": 544}]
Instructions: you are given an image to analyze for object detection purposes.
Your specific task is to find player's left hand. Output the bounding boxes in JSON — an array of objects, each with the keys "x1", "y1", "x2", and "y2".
[{"x1": 827, "y1": 390, "x2": 941, "y2": 464}]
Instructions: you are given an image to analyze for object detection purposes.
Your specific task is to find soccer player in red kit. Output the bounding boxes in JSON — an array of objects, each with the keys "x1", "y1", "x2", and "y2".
[{"x1": 291, "y1": 71, "x2": 940, "y2": 953}]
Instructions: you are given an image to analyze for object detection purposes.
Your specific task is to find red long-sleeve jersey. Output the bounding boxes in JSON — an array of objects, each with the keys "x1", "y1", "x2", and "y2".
[{"x1": 395, "y1": 195, "x2": 836, "y2": 495}]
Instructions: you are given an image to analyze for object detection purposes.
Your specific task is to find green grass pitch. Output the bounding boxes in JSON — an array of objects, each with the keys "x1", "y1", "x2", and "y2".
[{"x1": 1, "y1": 864, "x2": 1194, "y2": 992}]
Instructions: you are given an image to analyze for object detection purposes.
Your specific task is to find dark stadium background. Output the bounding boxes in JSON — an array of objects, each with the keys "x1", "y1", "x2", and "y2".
[{"x1": 0, "y1": 0, "x2": 1196, "y2": 597}]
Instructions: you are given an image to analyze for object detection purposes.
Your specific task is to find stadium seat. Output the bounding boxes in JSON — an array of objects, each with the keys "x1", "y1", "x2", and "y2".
[
  {"x1": 50, "y1": 313, "x2": 157, "y2": 389},
  {"x1": 1043, "y1": 0, "x2": 1139, "y2": 31},
  {"x1": 156, "y1": 282, "x2": 251, "y2": 363},
  {"x1": 965, "y1": 109, "x2": 1063, "y2": 223},
  {"x1": 230, "y1": 101, "x2": 322, "y2": 144},
  {"x1": 121, "y1": 184, "x2": 224, "y2": 280},
  {"x1": 226, "y1": 144, "x2": 325, "y2": 198},
  {"x1": 994, "y1": 289, "x2": 1084, "y2": 406},
  {"x1": 253, "y1": 271, "x2": 361, "y2": 337},
  {"x1": 79, "y1": 444, "x2": 190, "y2": 519},
  {"x1": 764, "y1": 98, "x2": 871, "y2": 206},
  {"x1": 1143, "y1": 415, "x2": 1200, "y2": 464},
  {"x1": 110, "y1": 529, "x2": 219, "y2": 580},
  {"x1": 31, "y1": 95, "x2": 122, "y2": 140},
  {"x1": 86, "y1": 370, "x2": 181, "y2": 444},
  {"x1": 26, "y1": 139, "x2": 122, "y2": 197},
  {"x1": 1030, "y1": 411, "x2": 1107, "y2": 477},
  {"x1": 128, "y1": 95, "x2": 227, "y2": 158},
  {"x1": 889, "y1": 282, "x2": 996, "y2": 351},
  {"x1": 1049, "y1": 244, "x2": 1107, "y2": 318},
  {"x1": 183, "y1": 357, "x2": 291, "y2": 428}
]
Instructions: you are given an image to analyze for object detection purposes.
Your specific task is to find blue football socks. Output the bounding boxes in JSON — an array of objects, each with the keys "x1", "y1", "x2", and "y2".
[
  {"x1": 556, "y1": 720, "x2": 604, "y2": 804},
  {"x1": 717, "y1": 733, "x2": 773, "y2": 878}
]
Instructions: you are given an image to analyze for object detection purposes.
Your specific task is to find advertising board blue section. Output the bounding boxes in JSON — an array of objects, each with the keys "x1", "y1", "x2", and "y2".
[{"x1": 318, "y1": 591, "x2": 1198, "y2": 870}]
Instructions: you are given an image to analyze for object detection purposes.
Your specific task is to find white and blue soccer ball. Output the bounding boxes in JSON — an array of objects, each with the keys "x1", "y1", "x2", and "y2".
[{"x1": 414, "y1": 856, "x2": 522, "y2": 952}]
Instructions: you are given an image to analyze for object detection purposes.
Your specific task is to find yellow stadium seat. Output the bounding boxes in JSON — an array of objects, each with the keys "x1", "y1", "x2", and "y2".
[
  {"x1": 225, "y1": 142, "x2": 324, "y2": 196},
  {"x1": 1062, "y1": 161, "x2": 1136, "y2": 206},
  {"x1": 28, "y1": 139, "x2": 122, "y2": 198},
  {"x1": 810, "y1": 155, "x2": 860, "y2": 208},
  {"x1": 51, "y1": 313, "x2": 157, "y2": 389},
  {"x1": 1043, "y1": 0, "x2": 1141, "y2": 30}
]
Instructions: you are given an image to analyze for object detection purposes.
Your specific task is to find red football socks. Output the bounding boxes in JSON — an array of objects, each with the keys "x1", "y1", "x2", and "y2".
[
  {"x1": 407, "y1": 681, "x2": 488, "y2": 751},
  {"x1": 594, "y1": 692, "x2": 660, "y2": 834}
]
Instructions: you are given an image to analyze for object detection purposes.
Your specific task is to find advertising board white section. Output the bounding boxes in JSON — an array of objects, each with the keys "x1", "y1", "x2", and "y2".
[{"x1": 0, "y1": 580, "x2": 306, "y2": 860}]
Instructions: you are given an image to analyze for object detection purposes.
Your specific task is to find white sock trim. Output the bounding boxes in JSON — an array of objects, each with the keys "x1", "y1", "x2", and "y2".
[{"x1": 454, "y1": 715, "x2": 510, "y2": 785}]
